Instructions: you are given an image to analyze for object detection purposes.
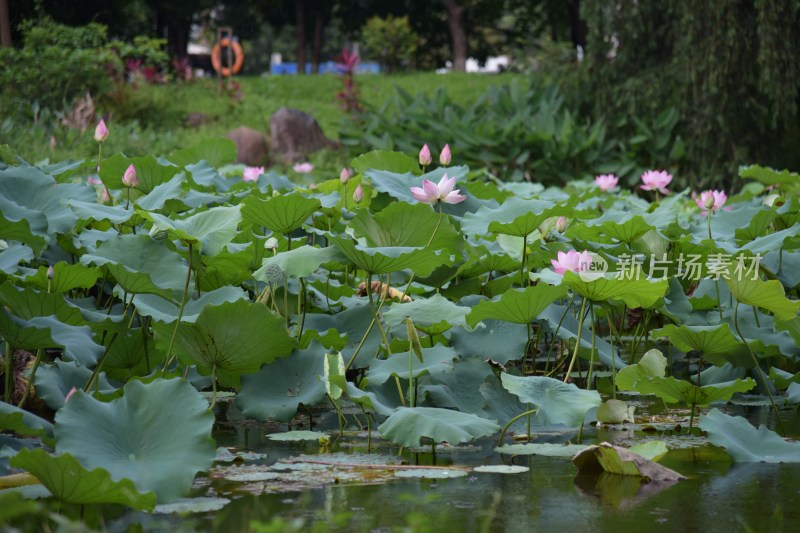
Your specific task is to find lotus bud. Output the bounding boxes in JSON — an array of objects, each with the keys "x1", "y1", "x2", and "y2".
[
  {"x1": 353, "y1": 184, "x2": 363, "y2": 204},
  {"x1": 439, "y1": 144, "x2": 451, "y2": 166},
  {"x1": 47, "y1": 265, "x2": 55, "y2": 280},
  {"x1": 704, "y1": 194, "x2": 716, "y2": 210},
  {"x1": 100, "y1": 188, "x2": 111, "y2": 204},
  {"x1": 0, "y1": 240, "x2": 7, "y2": 252},
  {"x1": 419, "y1": 144, "x2": 432, "y2": 166},
  {"x1": 94, "y1": 119, "x2": 108, "y2": 143},
  {"x1": 264, "y1": 237, "x2": 279, "y2": 250},
  {"x1": 556, "y1": 216, "x2": 568, "y2": 233},
  {"x1": 122, "y1": 165, "x2": 138, "y2": 188},
  {"x1": 149, "y1": 225, "x2": 168, "y2": 241},
  {"x1": 340, "y1": 168, "x2": 351, "y2": 184}
]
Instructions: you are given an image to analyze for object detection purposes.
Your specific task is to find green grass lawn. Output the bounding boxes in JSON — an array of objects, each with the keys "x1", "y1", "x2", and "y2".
[{"x1": 1, "y1": 72, "x2": 524, "y2": 171}]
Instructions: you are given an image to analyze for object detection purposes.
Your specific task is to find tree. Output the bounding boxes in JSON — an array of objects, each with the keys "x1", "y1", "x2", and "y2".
[
  {"x1": 444, "y1": 0, "x2": 467, "y2": 72},
  {"x1": 0, "y1": 0, "x2": 11, "y2": 47}
]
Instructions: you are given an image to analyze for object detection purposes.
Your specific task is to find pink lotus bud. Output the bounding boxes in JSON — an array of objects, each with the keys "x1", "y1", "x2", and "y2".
[
  {"x1": 47, "y1": 265, "x2": 55, "y2": 280},
  {"x1": 100, "y1": 188, "x2": 111, "y2": 204},
  {"x1": 64, "y1": 386, "x2": 78, "y2": 403},
  {"x1": 439, "y1": 144, "x2": 451, "y2": 166},
  {"x1": 293, "y1": 162, "x2": 314, "y2": 173},
  {"x1": 242, "y1": 166, "x2": 264, "y2": 182},
  {"x1": 419, "y1": 144, "x2": 432, "y2": 166},
  {"x1": 340, "y1": 167, "x2": 351, "y2": 184},
  {"x1": 556, "y1": 216, "x2": 568, "y2": 233},
  {"x1": 94, "y1": 119, "x2": 109, "y2": 143},
  {"x1": 354, "y1": 184, "x2": 363, "y2": 203},
  {"x1": 122, "y1": 165, "x2": 139, "y2": 188}
]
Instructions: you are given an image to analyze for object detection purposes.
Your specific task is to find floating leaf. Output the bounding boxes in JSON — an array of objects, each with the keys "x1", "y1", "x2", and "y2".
[
  {"x1": 55, "y1": 378, "x2": 216, "y2": 502},
  {"x1": 699, "y1": 408, "x2": 800, "y2": 463},
  {"x1": 466, "y1": 284, "x2": 568, "y2": 328},
  {"x1": 573, "y1": 443, "x2": 686, "y2": 481},
  {"x1": 153, "y1": 497, "x2": 231, "y2": 514},
  {"x1": 596, "y1": 399, "x2": 635, "y2": 424},
  {"x1": 472, "y1": 465, "x2": 529, "y2": 474},
  {"x1": 394, "y1": 469, "x2": 468, "y2": 479},
  {"x1": 494, "y1": 443, "x2": 588, "y2": 457},
  {"x1": 378, "y1": 407, "x2": 499, "y2": 447},
  {"x1": 500, "y1": 374, "x2": 601, "y2": 427},
  {"x1": 628, "y1": 441, "x2": 669, "y2": 462},
  {"x1": 267, "y1": 431, "x2": 329, "y2": 442}
]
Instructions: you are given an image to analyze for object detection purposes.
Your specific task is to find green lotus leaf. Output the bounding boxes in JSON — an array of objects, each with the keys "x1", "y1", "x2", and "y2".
[
  {"x1": 135, "y1": 173, "x2": 187, "y2": 211},
  {"x1": 143, "y1": 205, "x2": 242, "y2": 256},
  {"x1": 739, "y1": 164, "x2": 799, "y2": 187},
  {"x1": 153, "y1": 497, "x2": 231, "y2": 514},
  {"x1": 573, "y1": 443, "x2": 685, "y2": 481},
  {"x1": 561, "y1": 271, "x2": 668, "y2": 308},
  {"x1": 254, "y1": 245, "x2": 345, "y2": 280},
  {"x1": 365, "y1": 165, "x2": 468, "y2": 203},
  {"x1": 383, "y1": 293, "x2": 470, "y2": 334},
  {"x1": 461, "y1": 197, "x2": 560, "y2": 237},
  {"x1": 303, "y1": 303, "x2": 381, "y2": 368},
  {"x1": 0, "y1": 243, "x2": 33, "y2": 275},
  {"x1": 394, "y1": 469, "x2": 468, "y2": 479},
  {"x1": 378, "y1": 406, "x2": 499, "y2": 447},
  {"x1": 237, "y1": 342, "x2": 327, "y2": 422},
  {"x1": 324, "y1": 351, "x2": 346, "y2": 400},
  {"x1": 0, "y1": 211, "x2": 46, "y2": 253},
  {"x1": 724, "y1": 276, "x2": 800, "y2": 321},
  {"x1": 133, "y1": 286, "x2": 248, "y2": 324},
  {"x1": 594, "y1": 215, "x2": 655, "y2": 244},
  {"x1": 628, "y1": 441, "x2": 669, "y2": 462},
  {"x1": 102, "y1": 329, "x2": 155, "y2": 381},
  {"x1": 699, "y1": 408, "x2": 800, "y2": 462},
  {"x1": 351, "y1": 150, "x2": 419, "y2": 176},
  {"x1": 366, "y1": 345, "x2": 457, "y2": 385},
  {"x1": 10, "y1": 449, "x2": 156, "y2": 510},
  {"x1": 500, "y1": 374, "x2": 601, "y2": 427},
  {"x1": 0, "y1": 401, "x2": 53, "y2": 439},
  {"x1": 22, "y1": 262, "x2": 101, "y2": 293},
  {"x1": 347, "y1": 202, "x2": 462, "y2": 253},
  {"x1": 242, "y1": 192, "x2": 321, "y2": 234},
  {"x1": 55, "y1": 378, "x2": 216, "y2": 502},
  {"x1": 466, "y1": 284, "x2": 568, "y2": 328},
  {"x1": 165, "y1": 299, "x2": 296, "y2": 388},
  {"x1": 787, "y1": 382, "x2": 800, "y2": 403},
  {"x1": 734, "y1": 208, "x2": 777, "y2": 242},
  {"x1": 344, "y1": 382, "x2": 397, "y2": 416},
  {"x1": 596, "y1": 399, "x2": 635, "y2": 424},
  {"x1": 197, "y1": 244, "x2": 254, "y2": 291},
  {"x1": 67, "y1": 200, "x2": 134, "y2": 224},
  {"x1": 34, "y1": 360, "x2": 114, "y2": 410},
  {"x1": 0, "y1": 312, "x2": 103, "y2": 366},
  {"x1": 650, "y1": 324, "x2": 750, "y2": 366},
  {"x1": 329, "y1": 235, "x2": 450, "y2": 276},
  {"x1": 495, "y1": 443, "x2": 588, "y2": 457},
  {"x1": 168, "y1": 138, "x2": 237, "y2": 168},
  {"x1": 80, "y1": 234, "x2": 190, "y2": 299},
  {"x1": 267, "y1": 430, "x2": 329, "y2": 442},
  {"x1": 0, "y1": 491, "x2": 41, "y2": 522},
  {"x1": 450, "y1": 320, "x2": 529, "y2": 363}
]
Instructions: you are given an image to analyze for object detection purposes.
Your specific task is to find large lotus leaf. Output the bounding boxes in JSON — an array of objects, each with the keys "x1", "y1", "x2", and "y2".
[
  {"x1": 344, "y1": 382, "x2": 397, "y2": 416},
  {"x1": 365, "y1": 165, "x2": 466, "y2": 202},
  {"x1": 500, "y1": 374, "x2": 601, "y2": 427},
  {"x1": 236, "y1": 342, "x2": 328, "y2": 422},
  {"x1": 366, "y1": 345, "x2": 457, "y2": 385},
  {"x1": 418, "y1": 358, "x2": 494, "y2": 413},
  {"x1": 143, "y1": 205, "x2": 242, "y2": 256},
  {"x1": 135, "y1": 173, "x2": 187, "y2": 211},
  {"x1": 466, "y1": 284, "x2": 568, "y2": 328},
  {"x1": 615, "y1": 349, "x2": 667, "y2": 388},
  {"x1": 34, "y1": 360, "x2": 114, "y2": 410},
  {"x1": 242, "y1": 193, "x2": 321, "y2": 234},
  {"x1": 0, "y1": 243, "x2": 33, "y2": 274},
  {"x1": 575, "y1": 215, "x2": 656, "y2": 244},
  {"x1": 167, "y1": 299, "x2": 296, "y2": 388},
  {"x1": 10, "y1": 449, "x2": 156, "y2": 509},
  {"x1": 0, "y1": 212, "x2": 46, "y2": 253},
  {"x1": 0, "y1": 402, "x2": 53, "y2": 439},
  {"x1": 329, "y1": 235, "x2": 450, "y2": 276},
  {"x1": 735, "y1": 208, "x2": 777, "y2": 242},
  {"x1": 169, "y1": 138, "x2": 237, "y2": 168},
  {"x1": 739, "y1": 164, "x2": 799, "y2": 187},
  {"x1": 100, "y1": 154, "x2": 180, "y2": 194},
  {"x1": 102, "y1": 329, "x2": 155, "y2": 380},
  {"x1": 723, "y1": 276, "x2": 800, "y2": 321},
  {"x1": 22, "y1": 262, "x2": 101, "y2": 293},
  {"x1": 699, "y1": 408, "x2": 800, "y2": 462},
  {"x1": 80, "y1": 234, "x2": 189, "y2": 298},
  {"x1": 254, "y1": 245, "x2": 345, "y2": 280},
  {"x1": 133, "y1": 286, "x2": 248, "y2": 324},
  {"x1": 54, "y1": 378, "x2": 216, "y2": 502},
  {"x1": 347, "y1": 202, "x2": 462, "y2": 253},
  {"x1": 787, "y1": 382, "x2": 800, "y2": 403},
  {"x1": 0, "y1": 165, "x2": 94, "y2": 234},
  {"x1": 572, "y1": 443, "x2": 685, "y2": 482},
  {"x1": 351, "y1": 150, "x2": 419, "y2": 175},
  {"x1": 378, "y1": 406, "x2": 499, "y2": 446},
  {"x1": 67, "y1": 200, "x2": 134, "y2": 224},
  {"x1": 460, "y1": 197, "x2": 561, "y2": 237},
  {"x1": 561, "y1": 271, "x2": 668, "y2": 308},
  {"x1": 449, "y1": 320, "x2": 529, "y2": 363},
  {"x1": 197, "y1": 245, "x2": 253, "y2": 291},
  {"x1": 0, "y1": 313, "x2": 102, "y2": 366},
  {"x1": 382, "y1": 294, "x2": 470, "y2": 334},
  {"x1": 303, "y1": 303, "x2": 380, "y2": 368},
  {"x1": 650, "y1": 324, "x2": 749, "y2": 366},
  {"x1": 0, "y1": 282, "x2": 84, "y2": 324}
]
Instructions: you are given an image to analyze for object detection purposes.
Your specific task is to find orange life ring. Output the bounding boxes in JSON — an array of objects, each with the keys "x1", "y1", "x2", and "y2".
[{"x1": 211, "y1": 38, "x2": 244, "y2": 76}]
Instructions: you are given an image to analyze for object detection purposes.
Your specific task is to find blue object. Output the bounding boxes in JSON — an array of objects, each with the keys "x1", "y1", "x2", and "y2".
[{"x1": 269, "y1": 61, "x2": 380, "y2": 75}]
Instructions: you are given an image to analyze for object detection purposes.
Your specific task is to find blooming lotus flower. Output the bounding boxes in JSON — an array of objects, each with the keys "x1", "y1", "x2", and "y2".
[
  {"x1": 551, "y1": 250, "x2": 593, "y2": 275},
  {"x1": 100, "y1": 187, "x2": 111, "y2": 204},
  {"x1": 694, "y1": 190, "x2": 727, "y2": 212},
  {"x1": 555, "y1": 216, "x2": 568, "y2": 233},
  {"x1": 410, "y1": 174, "x2": 467, "y2": 205},
  {"x1": 439, "y1": 144, "x2": 451, "y2": 166},
  {"x1": 122, "y1": 165, "x2": 138, "y2": 188},
  {"x1": 243, "y1": 166, "x2": 264, "y2": 182},
  {"x1": 94, "y1": 119, "x2": 108, "y2": 142},
  {"x1": 595, "y1": 174, "x2": 618, "y2": 191},
  {"x1": 340, "y1": 167, "x2": 351, "y2": 184},
  {"x1": 640, "y1": 170, "x2": 672, "y2": 195},
  {"x1": 293, "y1": 162, "x2": 314, "y2": 173},
  {"x1": 419, "y1": 144, "x2": 432, "y2": 166},
  {"x1": 353, "y1": 184, "x2": 363, "y2": 203}
]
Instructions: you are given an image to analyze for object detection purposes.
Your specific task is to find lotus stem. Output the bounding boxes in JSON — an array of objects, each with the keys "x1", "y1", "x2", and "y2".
[
  {"x1": 209, "y1": 364, "x2": 218, "y2": 411},
  {"x1": 400, "y1": 205, "x2": 444, "y2": 301},
  {"x1": 498, "y1": 407, "x2": 540, "y2": 445},
  {"x1": 84, "y1": 332, "x2": 118, "y2": 392},
  {"x1": 520, "y1": 234, "x2": 528, "y2": 286},
  {"x1": 163, "y1": 242, "x2": 193, "y2": 372},
  {"x1": 564, "y1": 297, "x2": 588, "y2": 383},
  {"x1": 588, "y1": 304, "x2": 596, "y2": 390},
  {"x1": 545, "y1": 294, "x2": 575, "y2": 372}
]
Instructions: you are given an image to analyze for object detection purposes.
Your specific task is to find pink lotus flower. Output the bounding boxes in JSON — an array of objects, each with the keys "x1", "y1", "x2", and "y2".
[
  {"x1": 122, "y1": 165, "x2": 139, "y2": 188},
  {"x1": 87, "y1": 176, "x2": 102, "y2": 186},
  {"x1": 419, "y1": 144, "x2": 432, "y2": 166},
  {"x1": 353, "y1": 184, "x2": 363, "y2": 203},
  {"x1": 94, "y1": 119, "x2": 108, "y2": 142},
  {"x1": 595, "y1": 174, "x2": 618, "y2": 191},
  {"x1": 410, "y1": 174, "x2": 467, "y2": 205},
  {"x1": 293, "y1": 162, "x2": 314, "y2": 173},
  {"x1": 439, "y1": 144, "x2": 451, "y2": 166},
  {"x1": 551, "y1": 250, "x2": 593, "y2": 275},
  {"x1": 694, "y1": 190, "x2": 727, "y2": 212},
  {"x1": 243, "y1": 166, "x2": 264, "y2": 182},
  {"x1": 340, "y1": 167, "x2": 351, "y2": 184},
  {"x1": 640, "y1": 170, "x2": 672, "y2": 195},
  {"x1": 100, "y1": 188, "x2": 111, "y2": 204}
]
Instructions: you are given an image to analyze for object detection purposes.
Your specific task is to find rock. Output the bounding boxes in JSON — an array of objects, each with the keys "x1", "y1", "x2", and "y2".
[
  {"x1": 225, "y1": 126, "x2": 268, "y2": 166},
  {"x1": 269, "y1": 108, "x2": 337, "y2": 164},
  {"x1": 185, "y1": 112, "x2": 210, "y2": 128}
]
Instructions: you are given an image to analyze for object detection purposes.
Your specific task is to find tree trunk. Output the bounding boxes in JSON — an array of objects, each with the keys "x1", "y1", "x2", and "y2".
[
  {"x1": 1, "y1": 0, "x2": 12, "y2": 47},
  {"x1": 444, "y1": 0, "x2": 467, "y2": 73},
  {"x1": 310, "y1": 9, "x2": 324, "y2": 74},
  {"x1": 566, "y1": 0, "x2": 587, "y2": 48},
  {"x1": 295, "y1": 0, "x2": 307, "y2": 75}
]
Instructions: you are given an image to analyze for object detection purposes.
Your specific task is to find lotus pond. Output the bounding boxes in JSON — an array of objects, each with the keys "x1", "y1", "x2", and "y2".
[{"x1": 1, "y1": 140, "x2": 800, "y2": 531}]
